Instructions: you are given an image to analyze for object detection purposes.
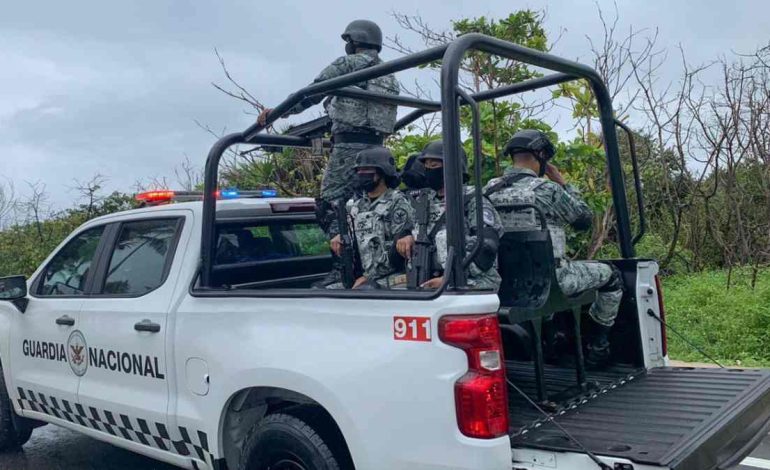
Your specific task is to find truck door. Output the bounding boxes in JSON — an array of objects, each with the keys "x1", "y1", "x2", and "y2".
[
  {"x1": 11, "y1": 225, "x2": 107, "y2": 416},
  {"x1": 76, "y1": 216, "x2": 185, "y2": 447}
]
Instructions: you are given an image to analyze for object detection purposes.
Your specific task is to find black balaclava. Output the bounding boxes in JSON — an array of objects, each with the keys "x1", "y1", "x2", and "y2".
[{"x1": 354, "y1": 172, "x2": 380, "y2": 193}]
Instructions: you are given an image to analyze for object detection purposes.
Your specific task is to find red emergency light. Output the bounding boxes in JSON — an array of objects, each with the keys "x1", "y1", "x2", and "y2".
[{"x1": 135, "y1": 190, "x2": 176, "y2": 205}]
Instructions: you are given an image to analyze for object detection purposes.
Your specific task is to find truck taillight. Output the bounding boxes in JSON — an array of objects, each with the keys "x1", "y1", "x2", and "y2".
[
  {"x1": 655, "y1": 275, "x2": 668, "y2": 357},
  {"x1": 439, "y1": 314, "x2": 509, "y2": 439}
]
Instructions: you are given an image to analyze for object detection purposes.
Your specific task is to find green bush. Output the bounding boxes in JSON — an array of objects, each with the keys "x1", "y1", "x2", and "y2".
[{"x1": 663, "y1": 268, "x2": 770, "y2": 367}]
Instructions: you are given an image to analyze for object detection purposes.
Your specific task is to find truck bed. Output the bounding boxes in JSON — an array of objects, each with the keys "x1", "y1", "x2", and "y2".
[{"x1": 507, "y1": 361, "x2": 770, "y2": 470}]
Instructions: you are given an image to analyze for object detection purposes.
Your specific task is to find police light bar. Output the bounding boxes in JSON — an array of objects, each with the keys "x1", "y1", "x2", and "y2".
[
  {"x1": 135, "y1": 188, "x2": 278, "y2": 206},
  {"x1": 218, "y1": 189, "x2": 240, "y2": 199},
  {"x1": 135, "y1": 190, "x2": 176, "y2": 205}
]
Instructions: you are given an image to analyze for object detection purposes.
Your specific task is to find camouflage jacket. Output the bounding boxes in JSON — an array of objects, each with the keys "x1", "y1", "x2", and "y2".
[
  {"x1": 286, "y1": 49, "x2": 399, "y2": 135},
  {"x1": 484, "y1": 167, "x2": 593, "y2": 259},
  {"x1": 348, "y1": 189, "x2": 414, "y2": 281},
  {"x1": 412, "y1": 187, "x2": 503, "y2": 290}
]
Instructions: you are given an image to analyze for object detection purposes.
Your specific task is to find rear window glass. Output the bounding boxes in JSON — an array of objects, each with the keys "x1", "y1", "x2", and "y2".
[{"x1": 215, "y1": 221, "x2": 328, "y2": 265}]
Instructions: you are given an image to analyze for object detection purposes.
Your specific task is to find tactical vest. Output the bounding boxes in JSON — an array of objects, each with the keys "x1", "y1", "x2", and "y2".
[
  {"x1": 486, "y1": 175, "x2": 567, "y2": 260},
  {"x1": 327, "y1": 55, "x2": 399, "y2": 135}
]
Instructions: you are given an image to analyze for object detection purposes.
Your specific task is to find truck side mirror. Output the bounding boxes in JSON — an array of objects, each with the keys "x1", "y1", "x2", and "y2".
[{"x1": 0, "y1": 276, "x2": 28, "y2": 313}]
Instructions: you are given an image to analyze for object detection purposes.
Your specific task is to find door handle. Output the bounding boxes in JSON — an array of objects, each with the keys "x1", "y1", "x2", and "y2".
[
  {"x1": 134, "y1": 319, "x2": 161, "y2": 333},
  {"x1": 55, "y1": 315, "x2": 75, "y2": 326}
]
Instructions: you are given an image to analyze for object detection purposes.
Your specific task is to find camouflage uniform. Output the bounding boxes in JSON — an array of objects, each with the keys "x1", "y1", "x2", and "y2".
[
  {"x1": 414, "y1": 187, "x2": 503, "y2": 290},
  {"x1": 284, "y1": 49, "x2": 399, "y2": 205},
  {"x1": 327, "y1": 189, "x2": 414, "y2": 289},
  {"x1": 484, "y1": 167, "x2": 621, "y2": 327}
]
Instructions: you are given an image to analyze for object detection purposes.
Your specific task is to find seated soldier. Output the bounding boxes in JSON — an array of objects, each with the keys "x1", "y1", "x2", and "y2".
[
  {"x1": 329, "y1": 147, "x2": 414, "y2": 289},
  {"x1": 484, "y1": 129, "x2": 623, "y2": 369},
  {"x1": 397, "y1": 140, "x2": 503, "y2": 290}
]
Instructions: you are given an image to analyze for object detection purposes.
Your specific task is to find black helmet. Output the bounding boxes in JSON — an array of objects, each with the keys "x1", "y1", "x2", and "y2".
[
  {"x1": 503, "y1": 129, "x2": 555, "y2": 176},
  {"x1": 341, "y1": 19, "x2": 383, "y2": 52},
  {"x1": 418, "y1": 140, "x2": 469, "y2": 182},
  {"x1": 354, "y1": 146, "x2": 399, "y2": 187},
  {"x1": 503, "y1": 129, "x2": 555, "y2": 159}
]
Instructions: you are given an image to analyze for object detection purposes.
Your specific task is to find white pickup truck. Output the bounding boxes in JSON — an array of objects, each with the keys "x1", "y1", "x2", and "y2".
[{"x1": 0, "y1": 190, "x2": 769, "y2": 470}]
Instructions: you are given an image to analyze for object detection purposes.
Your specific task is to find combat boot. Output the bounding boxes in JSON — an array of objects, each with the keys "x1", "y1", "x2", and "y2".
[{"x1": 586, "y1": 324, "x2": 612, "y2": 370}]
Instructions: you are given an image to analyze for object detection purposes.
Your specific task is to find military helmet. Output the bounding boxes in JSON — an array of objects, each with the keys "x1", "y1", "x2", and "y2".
[
  {"x1": 503, "y1": 129, "x2": 556, "y2": 160},
  {"x1": 417, "y1": 140, "x2": 469, "y2": 181},
  {"x1": 341, "y1": 19, "x2": 383, "y2": 52},
  {"x1": 354, "y1": 146, "x2": 399, "y2": 187}
]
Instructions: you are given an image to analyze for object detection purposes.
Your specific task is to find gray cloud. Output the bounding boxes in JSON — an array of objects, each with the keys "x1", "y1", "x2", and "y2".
[{"x1": 1, "y1": 0, "x2": 768, "y2": 208}]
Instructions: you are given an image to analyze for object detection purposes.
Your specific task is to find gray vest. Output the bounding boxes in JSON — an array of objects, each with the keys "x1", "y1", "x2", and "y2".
[
  {"x1": 487, "y1": 176, "x2": 567, "y2": 260},
  {"x1": 327, "y1": 57, "x2": 399, "y2": 135}
]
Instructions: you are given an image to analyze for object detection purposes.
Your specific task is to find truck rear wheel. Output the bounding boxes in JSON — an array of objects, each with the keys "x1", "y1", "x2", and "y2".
[
  {"x1": 238, "y1": 413, "x2": 341, "y2": 470},
  {"x1": 0, "y1": 365, "x2": 32, "y2": 450}
]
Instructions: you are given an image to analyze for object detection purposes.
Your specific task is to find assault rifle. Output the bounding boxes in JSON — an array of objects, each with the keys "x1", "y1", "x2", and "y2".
[
  {"x1": 335, "y1": 199, "x2": 357, "y2": 289},
  {"x1": 407, "y1": 191, "x2": 436, "y2": 289},
  {"x1": 261, "y1": 115, "x2": 332, "y2": 156}
]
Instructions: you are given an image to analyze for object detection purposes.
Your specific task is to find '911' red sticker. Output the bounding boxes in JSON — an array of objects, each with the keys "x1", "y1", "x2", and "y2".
[{"x1": 393, "y1": 316, "x2": 431, "y2": 342}]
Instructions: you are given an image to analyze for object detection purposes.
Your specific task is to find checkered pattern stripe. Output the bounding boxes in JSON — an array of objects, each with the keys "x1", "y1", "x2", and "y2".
[{"x1": 16, "y1": 387, "x2": 217, "y2": 469}]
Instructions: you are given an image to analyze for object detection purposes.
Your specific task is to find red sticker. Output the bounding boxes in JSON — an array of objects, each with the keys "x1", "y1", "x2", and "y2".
[{"x1": 393, "y1": 316, "x2": 432, "y2": 342}]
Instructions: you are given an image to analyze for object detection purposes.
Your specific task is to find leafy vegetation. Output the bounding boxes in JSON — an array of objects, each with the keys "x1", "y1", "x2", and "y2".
[
  {"x1": 663, "y1": 268, "x2": 770, "y2": 367},
  {"x1": 0, "y1": 192, "x2": 135, "y2": 277}
]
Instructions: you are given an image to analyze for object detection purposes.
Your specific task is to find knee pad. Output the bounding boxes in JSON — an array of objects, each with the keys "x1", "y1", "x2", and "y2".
[{"x1": 599, "y1": 265, "x2": 624, "y2": 292}]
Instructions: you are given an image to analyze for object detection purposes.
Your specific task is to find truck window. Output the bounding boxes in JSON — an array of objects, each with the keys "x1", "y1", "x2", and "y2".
[
  {"x1": 213, "y1": 220, "x2": 331, "y2": 288},
  {"x1": 101, "y1": 219, "x2": 180, "y2": 296},
  {"x1": 38, "y1": 226, "x2": 105, "y2": 296},
  {"x1": 216, "y1": 221, "x2": 328, "y2": 263}
]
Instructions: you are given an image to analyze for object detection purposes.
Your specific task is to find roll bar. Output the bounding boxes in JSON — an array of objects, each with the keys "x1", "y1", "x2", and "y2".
[{"x1": 199, "y1": 33, "x2": 635, "y2": 290}]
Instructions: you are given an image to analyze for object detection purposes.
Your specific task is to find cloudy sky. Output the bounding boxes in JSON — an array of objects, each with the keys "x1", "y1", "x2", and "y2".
[{"x1": 2, "y1": 0, "x2": 769, "y2": 209}]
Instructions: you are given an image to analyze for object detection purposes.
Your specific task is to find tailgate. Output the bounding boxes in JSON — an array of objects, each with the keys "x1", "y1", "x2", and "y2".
[{"x1": 509, "y1": 367, "x2": 770, "y2": 470}]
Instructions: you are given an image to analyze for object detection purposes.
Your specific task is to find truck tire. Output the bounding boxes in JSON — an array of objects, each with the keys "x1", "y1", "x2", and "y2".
[
  {"x1": 0, "y1": 366, "x2": 32, "y2": 450},
  {"x1": 238, "y1": 413, "x2": 341, "y2": 470}
]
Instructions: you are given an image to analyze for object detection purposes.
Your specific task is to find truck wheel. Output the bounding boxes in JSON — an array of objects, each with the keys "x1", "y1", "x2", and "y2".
[
  {"x1": 0, "y1": 366, "x2": 32, "y2": 450},
  {"x1": 238, "y1": 413, "x2": 341, "y2": 470}
]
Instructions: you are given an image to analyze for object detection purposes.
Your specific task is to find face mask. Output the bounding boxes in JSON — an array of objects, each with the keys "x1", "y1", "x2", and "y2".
[
  {"x1": 354, "y1": 173, "x2": 379, "y2": 192},
  {"x1": 345, "y1": 41, "x2": 356, "y2": 55},
  {"x1": 425, "y1": 167, "x2": 444, "y2": 191}
]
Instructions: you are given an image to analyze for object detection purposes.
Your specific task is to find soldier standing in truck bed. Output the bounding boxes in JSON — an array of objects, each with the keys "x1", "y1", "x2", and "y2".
[{"x1": 258, "y1": 20, "x2": 400, "y2": 285}]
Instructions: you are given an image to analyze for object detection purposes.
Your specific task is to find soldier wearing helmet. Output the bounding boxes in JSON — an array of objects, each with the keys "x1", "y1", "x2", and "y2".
[
  {"x1": 326, "y1": 147, "x2": 415, "y2": 289},
  {"x1": 258, "y1": 19, "x2": 399, "y2": 286},
  {"x1": 396, "y1": 140, "x2": 503, "y2": 291},
  {"x1": 484, "y1": 129, "x2": 623, "y2": 369}
]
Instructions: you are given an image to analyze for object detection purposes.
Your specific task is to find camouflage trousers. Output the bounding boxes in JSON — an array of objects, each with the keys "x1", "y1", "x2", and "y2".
[
  {"x1": 320, "y1": 142, "x2": 374, "y2": 202},
  {"x1": 556, "y1": 260, "x2": 621, "y2": 327},
  {"x1": 468, "y1": 267, "x2": 502, "y2": 291}
]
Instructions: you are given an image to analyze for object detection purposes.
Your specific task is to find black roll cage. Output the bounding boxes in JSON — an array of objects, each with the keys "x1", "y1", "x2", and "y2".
[{"x1": 199, "y1": 33, "x2": 644, "y2": 293}]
